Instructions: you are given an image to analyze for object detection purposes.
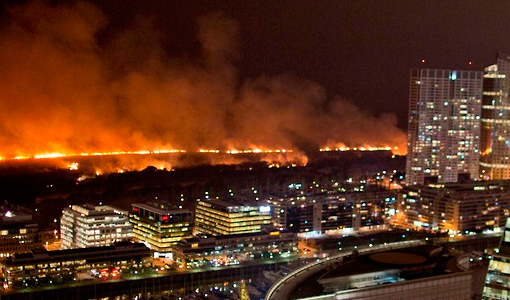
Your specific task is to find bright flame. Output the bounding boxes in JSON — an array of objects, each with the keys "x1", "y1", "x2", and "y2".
[
  {"x1": 319, "y1": 144, "x2": 403, "y2": 155},
  {"x1": 0, "y1": 144, "x2": 401, "y2": 175},
  {"x1": 68, "y1": 162, "x2": 79, "y2": 170}
]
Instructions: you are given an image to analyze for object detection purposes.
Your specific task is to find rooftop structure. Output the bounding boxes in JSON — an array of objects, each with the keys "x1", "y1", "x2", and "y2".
[{"x1": 267, "y1": 245, "x2": 474, "y2": 300}]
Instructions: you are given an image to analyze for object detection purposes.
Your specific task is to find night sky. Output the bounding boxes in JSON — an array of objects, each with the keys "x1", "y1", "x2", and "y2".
[
  {"x1": 0, "y1": 0, "x2": 508, "y2": 157},
  {"x1": 88, "y1": 0, "x2": 510, "y2": 129}
]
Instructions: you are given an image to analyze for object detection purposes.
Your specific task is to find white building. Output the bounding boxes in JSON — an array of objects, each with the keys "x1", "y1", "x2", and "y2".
[
  {"x1": 406, "y1": 69, "x2": 483, "y2": 185},
  {"x1": 60, "y1": 204, "x2": 132, "y2": 249}
]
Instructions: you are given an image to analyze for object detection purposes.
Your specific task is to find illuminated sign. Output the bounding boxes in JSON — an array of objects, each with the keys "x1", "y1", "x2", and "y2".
[
  {"x1": 259, "y1": 206, "x2": 271, "y2": 213},
  {"x1": 269, "y1": 231, "x2": 280, "y2": 236}
]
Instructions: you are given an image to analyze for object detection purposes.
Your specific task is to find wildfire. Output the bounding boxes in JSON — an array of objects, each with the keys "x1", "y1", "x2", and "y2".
[
  {"x1": 9, "y1": 149, "x2": 187, "y2": 161},
  {"x1": 320, "y1": 143, "x2": 405, "y2": 155},
  {"x1": 0, "y1": 144, "x2": 401, "y2": 175},
  {"x1": 2, "y1": 145, "x2": 400, "y2": 162}
]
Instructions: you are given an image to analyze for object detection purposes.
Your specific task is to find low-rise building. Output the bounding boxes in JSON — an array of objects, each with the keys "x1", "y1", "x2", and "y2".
[
  {"x1": 195, "y1": 199, "x2": 272, "y2": 236},
  {"x1": 129, "y1": 201, "x2": 193, "y2": 257},
  {"x1": 0, "y1": 206, "x2": 41, "y2": 257},
  {"x1": 399, "y1": 181, "x2": 510, "y2": 233},
  {"x1": 1, "y1": 242, "x2": 151, "y2": 288},
  {"x1": 173, "y1": 229, "x2": 298, "y2": 268},
  {"x1": 267, "y1": 190, "x2": 394, "y2": 234},
  {"x1": 60, "y1": 204, "x2": 132, "y2": 249}
]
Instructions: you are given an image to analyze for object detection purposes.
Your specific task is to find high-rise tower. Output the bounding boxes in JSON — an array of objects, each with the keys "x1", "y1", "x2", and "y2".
[
  {"x1": 480, "y1": 55, "x2": 510, "y2": 179},
  {"x1": 406, "y1": 69, "x2": 483, "y2": 185},
  {"x1": 483, "y1": 217, "x2": 510, "y2": 299}
]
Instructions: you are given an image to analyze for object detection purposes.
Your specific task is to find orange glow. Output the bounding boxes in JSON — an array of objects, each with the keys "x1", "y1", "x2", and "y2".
[
  {"x1": 0, "y1": 0, "x2": 409, "y2": 174},
  {"x1": 319, "y1": 145, "x2": 404, "y2": 155},
  {"x1": 0, "y1": 145, "x2": 402, "y2": 173}
]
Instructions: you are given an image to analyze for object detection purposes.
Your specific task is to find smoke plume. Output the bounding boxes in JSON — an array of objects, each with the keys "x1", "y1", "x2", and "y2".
[{"x1": 0, "y1": 1, "x2": 407, "y2": 166}]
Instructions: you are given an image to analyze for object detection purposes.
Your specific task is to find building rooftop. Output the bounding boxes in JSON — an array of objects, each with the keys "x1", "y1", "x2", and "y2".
[
  {"x1": 199, "y1": 198, "x2": 257, "y2": 207},
  {"x1": 7, "y1": 242, "x2": 150, "y2": 264},
  {"x1": 132, "y1": 201, "x2": 192, "y2": 215},
  {"x1": 0, "y1": 205, "x2": 33, "y2": 224},
  {"x1": 70, "y1": 204, "x2": 128, "y2": 216},
  {"x1": 287, "y1": 245, "x2": 466, "y2": 300}
]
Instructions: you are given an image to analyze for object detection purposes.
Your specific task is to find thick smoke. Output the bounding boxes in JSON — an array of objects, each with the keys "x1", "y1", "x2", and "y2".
[{"x1": 0, "y1": 1, "x2": 407, "y2": 164}]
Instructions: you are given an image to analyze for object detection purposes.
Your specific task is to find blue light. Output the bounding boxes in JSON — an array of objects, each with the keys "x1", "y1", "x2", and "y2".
[{"x1": 450, "y1": 71, "x2": 457, "y2": 81}]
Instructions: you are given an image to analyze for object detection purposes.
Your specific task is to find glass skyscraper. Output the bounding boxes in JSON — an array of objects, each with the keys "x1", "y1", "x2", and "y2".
[
  {"x1": 480, "y1": 55, "x2": 510, "y2": 179},
  {"x1": 406, "y1": 69, "x2": 483, "y2": 185}
]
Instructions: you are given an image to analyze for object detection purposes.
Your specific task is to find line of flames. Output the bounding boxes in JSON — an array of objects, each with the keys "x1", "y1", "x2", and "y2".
[{"x1": 0, "y1": 146, "x2": 399, "y2": 162}]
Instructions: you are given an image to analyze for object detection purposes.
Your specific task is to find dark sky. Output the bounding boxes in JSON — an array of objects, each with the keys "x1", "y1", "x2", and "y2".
[
  {"x1": 0, "y1": 0, "x2": 508, "y2": 158},
  {"x1": 83, "y1": 0, "x2": 510, "y2": 129}
]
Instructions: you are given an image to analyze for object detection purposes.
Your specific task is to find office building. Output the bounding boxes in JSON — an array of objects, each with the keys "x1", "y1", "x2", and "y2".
[
  {"x1": 129, "y1": 201, "x2": 193, "y2": 256},
  {"x1": 0, "y1": 206, "x2": 41, "y2": 257},
  {"x1": 195, "y1": 199, "x2": 271, "y2": 236},
  {"x1": 406, "y1": 69, "x2": 483, "y2": 185},
  {"x1": 483, "y1": 217, "x2": 510, "y2": 299},
  {"x1": 60, "y1": 204, "x2": 132, "y2": 249},
  {"x1": 398, "y1": 181, "x2": 510, "y2": 233},
  {"x1": 480, "y1": 55, "x2": 510, "y2": 179}
]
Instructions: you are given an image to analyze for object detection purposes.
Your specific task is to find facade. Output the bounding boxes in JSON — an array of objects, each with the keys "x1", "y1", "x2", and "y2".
[
  {"x1": 483, "y1": 217, "x2": 510, "y2": 299},
  {"x1": 129, "y1": 201, "x2": 193, "y2": 256},
  {"x1": 398, "y1": 181, "x2": 510, "y2": 233},
  {"x1": 173, "y1": 229, "x2": 298, "y2": 268},
  {"x1": 480, "y1": 55, "x2": 510, "y2": 179},
  {"x1": 0, "y1": 207, "x2": 41, "y2": 257},
  {"x1": 1, "y1": 242, "x2": 151, "y2": 288},
  {"x1": 60, "y1": 204, "x2": 132, "y2": 249},
  {"x1": 195, "y1": 199, "x2": 272, "y2": 236},
  {"x1": 406, "y1": 69, "x2": 483, "y2": 185},
  {"x1": 267, "y1": 190, "x2": 394, "y2": 234}
]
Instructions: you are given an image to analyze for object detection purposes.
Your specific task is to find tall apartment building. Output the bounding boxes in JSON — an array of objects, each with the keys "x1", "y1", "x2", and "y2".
[
  {"x1": 195, "y1": 199, "x2": 272, "y2": 236},
  {"x1": 480, "y1": 55, "x2": 510, "y2": 179},
  {"x1": 406, "y1": 69, "x2": 483, "y2": 185},
  {"x1": 129, "y1": 201, "x2": 193, "y2": 257},
  {"x1": 60, "y1": 204, "x2": 132, "y2": 249}
]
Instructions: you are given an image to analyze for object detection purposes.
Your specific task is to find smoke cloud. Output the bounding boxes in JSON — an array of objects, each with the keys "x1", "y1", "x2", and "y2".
[{"x1": 0, "y1": 1, "x2": 407, "y2": 165}]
